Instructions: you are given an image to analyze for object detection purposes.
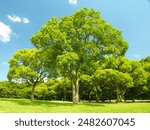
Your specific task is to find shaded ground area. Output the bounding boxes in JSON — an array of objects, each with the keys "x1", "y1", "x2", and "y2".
[{"x1": 0, "y1": 98, "x2": 150, "y2": 113}]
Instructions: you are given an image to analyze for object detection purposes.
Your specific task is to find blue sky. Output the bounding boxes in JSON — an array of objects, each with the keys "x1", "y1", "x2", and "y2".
[{"x1": 0, "y1": 0, "x2": 150, "y2": 81}]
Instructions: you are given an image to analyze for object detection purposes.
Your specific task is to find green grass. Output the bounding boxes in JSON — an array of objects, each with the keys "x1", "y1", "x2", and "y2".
[{"x1": 0, "y1": 98, "x2": 150, "y2": 113}]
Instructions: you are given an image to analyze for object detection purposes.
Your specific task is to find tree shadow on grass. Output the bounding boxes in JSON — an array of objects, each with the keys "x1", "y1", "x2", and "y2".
[
  {"x1": 80, "y1": 102, "x2": 105, "y2": 107},
  {"x1": 1, "y1": 98, "x2": 74, "y2": 107},
  {"x1": 0, "y1": 98, "x2": 106, "y2": 108}
]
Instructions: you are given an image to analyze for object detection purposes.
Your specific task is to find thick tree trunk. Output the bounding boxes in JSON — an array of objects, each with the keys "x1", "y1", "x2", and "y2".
[
  {"x1": 72, "y1": 79, "x2": 79, "y2": 104},
  {"x1": 30, "y1": 85, "x2": 36, "y2": 100},
  {"x1": 116, "y1": 91, "x2": 123, "y2": 102},
  {"x1": 116, "y1": 86, "x2": 120, "y2": 102},
  {"x1": 72, "y1": 82, "x2": 76, "y2": 102},
  {"x1": 96, "y1": 87, "x2": 100, "y2": 103}
]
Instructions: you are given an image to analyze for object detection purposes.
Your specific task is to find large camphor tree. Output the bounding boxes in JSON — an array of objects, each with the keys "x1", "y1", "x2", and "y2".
[{"x1": 31, "y1": 8, "x2": 128, "y2": 103}]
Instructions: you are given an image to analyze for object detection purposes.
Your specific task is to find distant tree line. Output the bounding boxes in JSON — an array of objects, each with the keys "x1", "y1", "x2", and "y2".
[{"x1": 0, "y1": 8, "x2": 150, "y2": 103}]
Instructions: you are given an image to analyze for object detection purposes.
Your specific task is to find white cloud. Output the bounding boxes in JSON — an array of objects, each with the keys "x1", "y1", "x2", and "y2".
[
  {"x1": 0, "y1": 21, "x2": 12, "y2": 43},
  {"x1": 7, "y1": 14, "x2": 21, "y2": 23},
  {"x1": 69, "y1": 0, "x2": 78, "y2": 5},
  {"x1": 22, "y1": 17, "x2": 30, "y2": 23},
  {"x1": 7, "y1": 14, "x2": 30, "y2": 24}
]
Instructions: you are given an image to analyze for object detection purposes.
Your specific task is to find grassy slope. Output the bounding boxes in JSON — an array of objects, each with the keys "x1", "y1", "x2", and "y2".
[{"x1": 0, "y1": 98, "x2": 150, "y2": 113}]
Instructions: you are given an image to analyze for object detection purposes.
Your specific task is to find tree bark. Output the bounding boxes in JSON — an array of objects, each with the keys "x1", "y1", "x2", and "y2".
[
  {"x1": 76, "y1": 78, "x2": 79, "y2": 102},
  {"x1": 116, "y1": 86, "x2": 120, "y2": 102},
  {"x1": 30, "y1": 84, "x2": 36, "y2": 100},
  {"x1": 72, "y1": 78, "x2": 79, "y2": 104},
  {"x1": 96, "y1": 87, "x2": 100, "y2": 103}
]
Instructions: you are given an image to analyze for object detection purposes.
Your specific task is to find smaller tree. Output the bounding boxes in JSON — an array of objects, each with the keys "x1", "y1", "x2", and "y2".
[
  {"x1": 94, "y1": 69, "x2": 133, "y2": 102},
  {"x1": 8, "y1": 49, "x2": 49, "y2": 100}
]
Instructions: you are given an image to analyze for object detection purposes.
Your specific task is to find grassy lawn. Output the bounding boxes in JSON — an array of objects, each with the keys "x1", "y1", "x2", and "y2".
[{"x1": 0, "y1": 98, "x2": 150, "y2": 113}]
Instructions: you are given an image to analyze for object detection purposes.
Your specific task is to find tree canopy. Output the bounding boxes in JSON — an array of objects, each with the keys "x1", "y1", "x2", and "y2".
[
  {"x1": 31, "y1": 8, "x2": 128, "y2": 103},
  {"x1": 8, "y1": 49, "x2": 49, "y2": 100}
]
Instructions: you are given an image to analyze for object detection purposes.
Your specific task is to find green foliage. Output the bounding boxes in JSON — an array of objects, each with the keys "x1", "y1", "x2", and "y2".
[
  {"x1": 34, "y1": 78, "x2": 72, "y2": 101},
  {"x1": 31, "y1": 8, "x2": 128, "y2": 103},
  {"x1": 8, "y1": 49, "x2": 47, "y2": 83},
  {"x1": 7, "y1": 49, "x2": 49, "y2": 100},
  {"x1": 0, "y1": 81, "x2": 30, "y2": 98},
  {"x1": 94, "y1": 68, "x2": 133, "y2": 102},
  {"x1": 1, "y1": 8, "x2": 150, "y2": 103},
  {"x1": 35, "y1": 83, "x2": 49, "y2": 100}
]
